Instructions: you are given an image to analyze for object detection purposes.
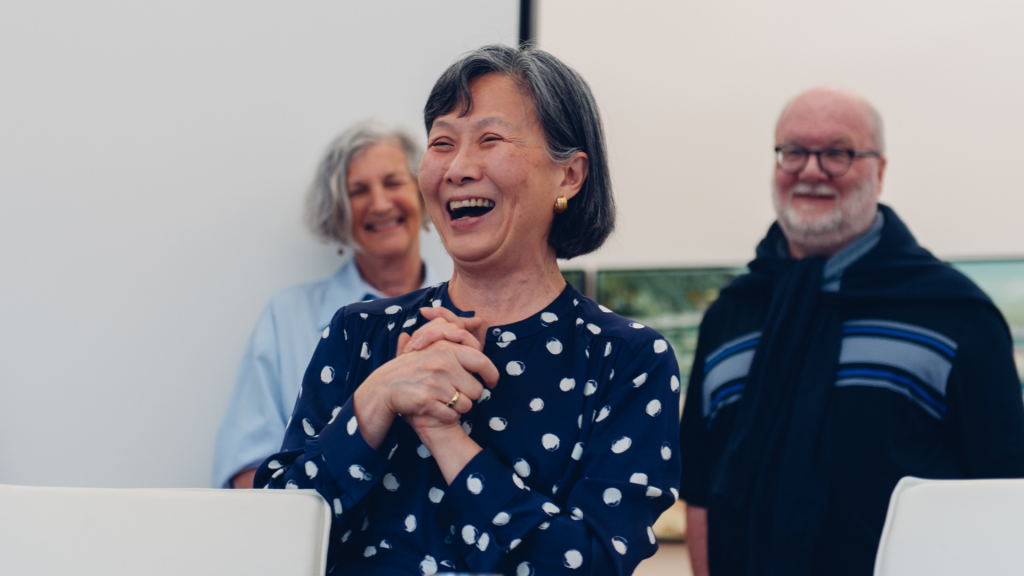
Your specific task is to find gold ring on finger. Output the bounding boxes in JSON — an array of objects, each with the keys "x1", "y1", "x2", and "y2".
[{"x1": 445, "y1": 390, "x2": 460, "y2": 408}]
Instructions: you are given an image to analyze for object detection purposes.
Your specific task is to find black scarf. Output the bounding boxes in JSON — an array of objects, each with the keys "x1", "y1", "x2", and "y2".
[{"x1": 708, "y1": 205, "x2": 997, "y2": 575}]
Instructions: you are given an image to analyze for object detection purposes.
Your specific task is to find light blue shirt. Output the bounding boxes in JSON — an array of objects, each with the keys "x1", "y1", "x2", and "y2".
[{"x1": 212, "y1": 258, "x2": 441, "y2": 488}]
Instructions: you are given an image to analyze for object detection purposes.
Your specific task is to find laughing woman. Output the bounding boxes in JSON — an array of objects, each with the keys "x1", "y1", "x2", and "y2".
[{"x1": 256, "y1": 45, "x2": 681, "y2": 576}]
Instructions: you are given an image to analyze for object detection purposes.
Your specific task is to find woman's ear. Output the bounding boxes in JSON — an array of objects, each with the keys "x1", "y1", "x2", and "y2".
[{"x1": 559, "y1": 151, "x2": 589, "y2": 201}]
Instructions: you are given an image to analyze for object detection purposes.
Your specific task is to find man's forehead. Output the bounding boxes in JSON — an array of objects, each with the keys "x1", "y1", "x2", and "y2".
[{"x1": 775, "y1": 90, "x2": 874, "y2": 146}]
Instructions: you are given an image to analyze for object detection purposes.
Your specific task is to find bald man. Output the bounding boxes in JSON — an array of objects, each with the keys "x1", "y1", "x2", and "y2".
[{"x1": 678, "y1": 88, "x2": 1024, "y2": 576}]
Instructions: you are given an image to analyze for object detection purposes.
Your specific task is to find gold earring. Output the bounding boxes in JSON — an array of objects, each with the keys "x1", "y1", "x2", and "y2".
[{"x1": 554, "y1": 196, "x2": 568, "y2": 213}]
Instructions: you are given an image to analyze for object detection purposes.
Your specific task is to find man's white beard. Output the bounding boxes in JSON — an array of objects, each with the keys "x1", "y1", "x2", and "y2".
[{"x1": 772, "y1": 180, "x2": 877, "y2": 256}]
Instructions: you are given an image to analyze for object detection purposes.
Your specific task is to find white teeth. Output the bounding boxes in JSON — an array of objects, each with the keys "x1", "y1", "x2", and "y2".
[
  {"x1": 370, "y1": 220, "x2": 398, "y2": 230},
  {"x1": 448, "y1": 198, "x2": 495, "y2": 211}
]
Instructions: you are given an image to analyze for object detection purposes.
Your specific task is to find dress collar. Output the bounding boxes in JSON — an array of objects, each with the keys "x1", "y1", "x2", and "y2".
[
  {"x1": 318, "y1": 258, "x2": 441, "y2": 329},
  {"x1": 434, "y1": 281, "x2": 580, "y2": 343}
]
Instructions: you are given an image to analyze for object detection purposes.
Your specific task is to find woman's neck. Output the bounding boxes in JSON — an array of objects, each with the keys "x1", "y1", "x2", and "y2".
[
  {"x1": 353, "y1": 246, "x2": 424, "y2": 298},
  {"x1": 447, "y1": 250, "x2": 567, "y2": 342}
]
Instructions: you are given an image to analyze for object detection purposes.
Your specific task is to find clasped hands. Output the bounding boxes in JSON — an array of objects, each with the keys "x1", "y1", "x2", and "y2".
[{"x1": 352, "y1": 307, "x2": 499, "y2": 483}]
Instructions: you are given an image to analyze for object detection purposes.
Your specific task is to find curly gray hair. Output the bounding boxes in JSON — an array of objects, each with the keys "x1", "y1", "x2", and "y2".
[{"x1": 304, "y1": 121, "x2": 426, "y2": 248}]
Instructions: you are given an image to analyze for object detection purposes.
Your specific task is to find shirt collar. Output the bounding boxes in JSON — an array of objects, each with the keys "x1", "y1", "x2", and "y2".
[
  {"x1": 318, "y1": 258, "x2": 441, "y2": 329},
  {"x1": 822, "y1": 210, "x2": 885, "y2": 292}
]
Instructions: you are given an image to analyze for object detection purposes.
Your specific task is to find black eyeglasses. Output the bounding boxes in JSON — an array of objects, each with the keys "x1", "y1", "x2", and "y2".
[{"x1": 775, "y1": 145, "x2": 881, "y2": 177}]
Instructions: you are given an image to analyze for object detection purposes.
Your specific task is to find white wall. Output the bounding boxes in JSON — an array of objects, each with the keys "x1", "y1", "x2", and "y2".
[
  {"x1": 540, "y1": 0, "x2": 1024, "y2": 269},
  {"x1": 0, "y1": 1, "x2": 517, "y2": 488}
]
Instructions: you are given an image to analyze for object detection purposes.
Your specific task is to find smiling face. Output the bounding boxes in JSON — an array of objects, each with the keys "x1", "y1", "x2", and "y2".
[
  {"x1": 772, "y1": 88, "x2": 887, "y2": 258},
  {"x1": 419, "y1": 73, "x2": 585, "y2": 273},
  {"x1": 346, "y1": 140, "x2": 423, "y2": 261}
]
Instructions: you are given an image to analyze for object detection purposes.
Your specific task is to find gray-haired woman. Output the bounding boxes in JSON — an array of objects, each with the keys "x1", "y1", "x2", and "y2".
[
  {"x1": 256, "y1": 45, "x2": 680, "y2": 575},
  {"x1": 213, "y1": 122, "x2": 442, "y2": 490}
]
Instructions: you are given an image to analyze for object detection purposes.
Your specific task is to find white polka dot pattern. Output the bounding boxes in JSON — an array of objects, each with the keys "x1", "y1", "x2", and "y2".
[
  {"x1": 497, "y1": 331, "x2": 517, "y2": 348},
  {"x1": 513, "y1": 458, "x2": 531, "y2": 477},
  {"x1": 546, "y1": 337, "x2": 563, "y2": 354},
  {"x1": 428, "y1": 487, "x2": 444, "y2": 503},
  {"x1": 603, "y1": 487, "x2": 623, "y2": 506},
  {"x1": 612, "y1": 437, "x2": 633, "y2": 453},
  {"x1": 572, "y1": 442, "x2": 584, "y2": 460},
  {"x1": 564, "y1": 549, "x2": 583, "y2": 569},
  {"x1": 542, "y1": 433, "x2": 560, "y2": 451},
  {"x1": 466, "y1": 474, "x2": 485, "y2": 494},
  {"x1": 321, "y1": 366, "x2": 334, "y2": 383},
  {"x1": 262, "y1": 283, "x2": 682, "y2": 576},
  {"x1": 419, "y1": 556, "x2": 437, "y2": 576}
]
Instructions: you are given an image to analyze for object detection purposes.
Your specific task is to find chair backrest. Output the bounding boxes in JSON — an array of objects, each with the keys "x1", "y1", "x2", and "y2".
[
  {"x1": 0, "y1": 484, "x2": 331, "y2": 576},
  {"x1": 874, "y1": 476, "x2": 1024, "y2": 576}
]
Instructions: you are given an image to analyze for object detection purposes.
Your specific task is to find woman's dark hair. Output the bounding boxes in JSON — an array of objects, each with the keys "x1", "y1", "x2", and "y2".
[{"x1": 423, "y1": 44, "x2": 615, "y2": 260}]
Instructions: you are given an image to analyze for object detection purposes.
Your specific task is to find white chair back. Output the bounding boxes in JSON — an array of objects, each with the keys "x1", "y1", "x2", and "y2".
[
  {"x1": 0, "y1": 484, "x2": 331, "y2": 576},
  {"x1": 874, "y1": 476, "x2": 1024, "y2": 576}
]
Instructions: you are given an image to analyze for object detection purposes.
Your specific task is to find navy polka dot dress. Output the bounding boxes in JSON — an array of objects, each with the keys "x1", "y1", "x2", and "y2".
[{"x1": 255, "y1": 282, "x2": 682, "y2": 576}]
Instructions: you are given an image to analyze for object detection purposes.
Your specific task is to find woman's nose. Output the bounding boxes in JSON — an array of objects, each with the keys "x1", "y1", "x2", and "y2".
[
  {"x1": 368, "y1": 185, "x2": 394, "y2": 212},
  {"x1": 444, "y1": 145, "x2": 482, "y2": 185}
]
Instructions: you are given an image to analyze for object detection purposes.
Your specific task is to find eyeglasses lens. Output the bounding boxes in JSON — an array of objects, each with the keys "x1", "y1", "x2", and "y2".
[
  {"x1": 777, "y1": 149, "x2": 853, "y2": 177},
  {"x1": 819, "y1": 150, "x2": 853, "y2": 176},
  {"x1": 778, "y1": 149, "x2": 808, "y2": 173}
]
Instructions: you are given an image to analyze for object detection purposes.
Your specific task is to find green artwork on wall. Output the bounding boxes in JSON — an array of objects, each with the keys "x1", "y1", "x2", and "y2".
[
  {"x1": 595, "y1": 268, "x2": 744, "y2": 393},
  {"x1": 589, "y1": 260, "x2": 1024, "y2": 397}
]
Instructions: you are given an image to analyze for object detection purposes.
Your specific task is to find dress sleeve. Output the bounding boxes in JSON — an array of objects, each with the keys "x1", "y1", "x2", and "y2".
[
  {"x1": 212, "y1": 302, "x2": 287, "y2": 488},
  {"x1": 436, "y1": 334, "x2": 682, "y2": 576},
  {"x1": 947, "y1": 304, "x2": 1024, "y2": 477},
  {"x1": 677, "y1": 312, "x2": 714, "y2": 507},
  {"x1": 253, "y1": 308, "x2": 400, "y2": 533}
]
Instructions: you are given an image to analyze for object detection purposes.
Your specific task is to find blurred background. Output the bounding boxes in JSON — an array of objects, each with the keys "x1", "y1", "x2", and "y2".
[{"x1": 2, "y1": 0, "x2": 1022, "y2": 530}]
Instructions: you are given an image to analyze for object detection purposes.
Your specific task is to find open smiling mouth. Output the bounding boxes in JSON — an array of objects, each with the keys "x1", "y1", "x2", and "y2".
[
  {"x1": 365, "y1": 217, "x2": 404, "y2": 232},
  {"x1": 448, "y1": 198, "x2": 495, "y2": 221}
]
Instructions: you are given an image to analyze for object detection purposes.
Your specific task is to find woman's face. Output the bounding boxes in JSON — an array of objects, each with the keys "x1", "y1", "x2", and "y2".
[
  {"x1": 346, "y1": 140, "x2": 423, "y2": 261},
  {"x1": 419, "y1": 73, "x2": 576, "y2": 271}
]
